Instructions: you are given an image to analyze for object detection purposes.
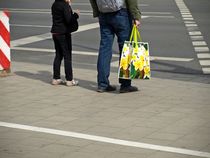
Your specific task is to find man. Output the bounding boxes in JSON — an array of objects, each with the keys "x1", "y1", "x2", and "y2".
[{"x1": 89, "y1": 0, "x2": 141, "y2": 93}]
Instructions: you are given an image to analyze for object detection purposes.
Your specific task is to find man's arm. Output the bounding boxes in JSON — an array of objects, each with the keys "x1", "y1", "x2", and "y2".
[
  {"x1": 126, "y1": 0, "x2": 141, "y2": 27},
  {"x1": 89, "y1": 0, "x2": 99, "y2": 18}
]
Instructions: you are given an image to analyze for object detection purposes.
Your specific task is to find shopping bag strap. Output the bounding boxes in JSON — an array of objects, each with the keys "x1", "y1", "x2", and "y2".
[{"x1": 129, "y1": 24, "x2": 142, "y2": 42}]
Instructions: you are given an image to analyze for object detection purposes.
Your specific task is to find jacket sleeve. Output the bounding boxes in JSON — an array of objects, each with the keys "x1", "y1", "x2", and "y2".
[
  {"x1": 126, "y1": 0, "x2": 141, "y2": 20},
  {"x1": 63, "y1": 3, "x2": 73, "y2": 24},
  {"x1": 89, "y1": 0, "x2": 100, "y2": 17}
]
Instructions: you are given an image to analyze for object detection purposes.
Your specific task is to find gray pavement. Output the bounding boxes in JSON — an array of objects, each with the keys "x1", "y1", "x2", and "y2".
[
  {"x1": 1, "y1": 0, "x2": 210, "y2": 157},
  {"x1": 0, "y1": 60, "x2": 210, "y2": 158}
]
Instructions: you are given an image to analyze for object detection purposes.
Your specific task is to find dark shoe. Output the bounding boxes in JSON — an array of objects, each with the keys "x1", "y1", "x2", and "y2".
[
  {"x1": 97, "y1": 85, "x2": 116, "y2": 93},
  {"x1": 119, "y1": 86, "x2": 138, "y2": 93}
]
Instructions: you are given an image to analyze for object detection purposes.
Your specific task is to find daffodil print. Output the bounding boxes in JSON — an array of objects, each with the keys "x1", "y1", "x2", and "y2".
[
  {"x1": 118, "y1": 25, "x2": 151, "y2": 80},
  {"x1": 133, "y1": 59, "x2": 144, "y2": 71},
  {"x1": 120, "y1": 57, "x2": 129, "y2": 70}
]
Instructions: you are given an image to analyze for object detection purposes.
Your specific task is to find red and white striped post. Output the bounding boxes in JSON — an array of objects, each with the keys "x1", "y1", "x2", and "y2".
[{"x1": 0, "y1": 10, "x2": 11, "y2": 77}]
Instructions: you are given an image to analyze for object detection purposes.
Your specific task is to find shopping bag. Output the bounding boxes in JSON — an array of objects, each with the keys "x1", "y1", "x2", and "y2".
[{"x1": 118, "y1": 25, "x2": 151, "y2": 79}]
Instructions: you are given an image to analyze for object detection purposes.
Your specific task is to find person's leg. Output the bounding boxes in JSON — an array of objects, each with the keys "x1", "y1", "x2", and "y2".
[
  {"x1": 52, "y1": 35, "x2": 63, "y2": 80},
  {"x1": 112, "y1": 9, "x2": 138, "y2": 92},
  {"x1": 97, "y1": 14, "x2": 115, "y2": 90},
  {"x1": 64, "y1": 34, "x2": 73, "y2": 81},
  {"x1": 65, "y1": 34, "x2": 78, "y2": 86},
  {"x1": 56, "y1": 34, "x2": 73, "y2": 81}
]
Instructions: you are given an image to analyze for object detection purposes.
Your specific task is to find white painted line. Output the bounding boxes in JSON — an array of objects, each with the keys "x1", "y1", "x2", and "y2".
[
  {"x1": 184, "y1": 21, "x2": 195, "y2": 24},
  {"x1": 182, "y1": 15, "x2": 192, "y2": 18},
  {"x1": 190, "y1": 36, "x2": 204, "y2": 40},
  {"x1": 197, "y1": 53, "x2": 210, "y2": 59},
  {"x1": 180, "y1": 12, "x2": 190, "y2": 14},
  {"x1": 189, "y1": 31, "x2": 202, "y2": 35},
  {"x1": 202, "y1": 68, "x2": 210, "y2": 74},
  {"x1": 11, "y1": 33, "x2": 51, "y2": 47},
  {"x1": 187, "y1": 27, "x2": 198, "y2": 32},
  {"x1": 11, "y1": 47, "x2": 194, "y2": 62},
  {"x1": 194, "y1": 47, "x2": 209, "y2": 52},
  {"x1": 11, "y1": 23, "x2": 100, "y2": 47},
  {"x1": 0, "y1": 122, "x2": 210, "y2": 158},
  {"x1": 185, "y1": 24, "x2": 198, "y2": 27},
  {"x1": 150, "y1": 56, "x2": 193, "y2": 62},
  {"x1": 11, "y1": 24, "x2": 51, "y2": 28},
  {"x1": 183, "y1": 18, "x2": 194, "y2": 20},
  {"x1": 192, "y1": 41, "x2": 207, "y2": 46},
  {"x1": 199, "y1": 60, "x2": 210, "y2": 66},
  {"x1": 142, "y1": 12, "x2": 172, "y2": 15}
]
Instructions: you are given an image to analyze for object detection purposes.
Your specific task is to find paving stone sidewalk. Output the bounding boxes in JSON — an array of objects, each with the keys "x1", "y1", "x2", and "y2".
[{"x1": 0, "y1": 61, "x2": 210, "y2": 158}]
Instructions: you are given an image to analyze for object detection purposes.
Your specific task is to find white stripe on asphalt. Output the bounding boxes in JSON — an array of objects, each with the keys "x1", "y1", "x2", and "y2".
[
  {"x1": 185, "y1": 24, "x2": 198, "y2": 27},
  {"x1": 189, "y1": 31, "x2": 202, "y2": 35},
  {"x1": 184, "y1": 21, "x2": 195, "y2": 24},
  {"x1": 0, "y1": 122, "x2": 210, "y2": 158},
  {"x1": 183, "y1": 18, "x2": 194, "y2": 20},
  {"x1": 11, "y1": 23, "x2": 99, "y2": 47},
  {"x1": 192, "y1": 41, "x2": 207, "y2": 46},
  {"x1": 11, "y1": 46, "x2": 194, "y2": 62},
  {"x1": 199, "y1": 60, "x2": 210, "y2": 66},
  {"x1": 194, "y1": 47, "x2": 209, "y2": 52},
  {"x1": 175, "y1": 0, "x2": 210, "y2": 75},
  {"x1": 202, "y1": 67, "x2": 210, "y2": 74},
  {"x1": 11, "y1": 24, "x2": 51, "y2": 28},
  {"x1": 11, "y1": 33, "x2": 51, "y2": 47},
  {"x1": 182, "y1": 15, "x2": 192, "y2": 18},
  {"x1": 190, "y1": 36, "x2": 204, "y2": 40},
  {"x1": 197, "y1": 53, "x2": 210, "y2": 59}
]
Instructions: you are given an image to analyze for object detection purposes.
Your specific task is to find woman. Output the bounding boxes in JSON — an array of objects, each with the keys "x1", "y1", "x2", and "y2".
[{"x1": 51, "y1": 0, "x2": 79, "y2": 86}]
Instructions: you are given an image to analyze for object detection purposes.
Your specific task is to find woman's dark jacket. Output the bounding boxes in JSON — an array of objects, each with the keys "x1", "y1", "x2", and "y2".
[{"x1": 51, "y1": 0, "x2": 79, "y2": 34}]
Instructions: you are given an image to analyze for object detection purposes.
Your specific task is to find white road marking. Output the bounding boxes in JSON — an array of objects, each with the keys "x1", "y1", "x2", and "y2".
[
  {"x1": 185, "y1": 24, "x2": 198, "y2": 27},
  {"x1": 199, "y1": 60, "x2": 210, "y2": 66},
  {"x1": 11, "y1": 23, "x2": 100, "y2": 47},
  {"x1": 192, "y1": 41, "x2": 207, "y2": 46},
  {"x1": 184, "y1": 21, "x2": 195, "y2": 24},
  {"x1": 11, "y1": 47, "x2": 194, "y2": 62},
  {"x1": 175, "y1": 0, "x2": 210, "y2": 74},
  {"x1": 11, "y1": 33, "x2": 51, "y2": 47},
  {"x1": 182, "y1": 15, "x2": 192, "y2": 18},
  {"x1": 11, "y1": 24, "x2": 51, "y2": 28},
  {"x1": 189, "y1": 31, "x2": 202, "y2": 35},
  {"x1": 194, "y1": 47, "x2": 209, "y2": 52},
  {"x1": 190, "y1": 36, "x2": 204, "y2": 40},
  {"x1": 202, "y1": 68, "x2": 210, "y2": 74},
  {"x1": 183, "y1": 18, "x2": 194, "y2": 20},
  {"x1": 197, "y1": 53, "x2": 210, "y2": 59},
  {"x1": 0, "y1": 122, "x2": 210, "y2": 158}
]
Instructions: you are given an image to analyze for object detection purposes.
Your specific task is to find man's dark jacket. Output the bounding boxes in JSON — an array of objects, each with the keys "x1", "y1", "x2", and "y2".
[{"x1": 51, "y1": 0, "x2": 79, "y2": 33}]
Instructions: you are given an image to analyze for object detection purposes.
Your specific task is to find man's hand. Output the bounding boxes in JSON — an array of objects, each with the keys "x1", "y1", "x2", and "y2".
[{"x1": 134, "y1": 19, "x2": 141, "y2": 28}]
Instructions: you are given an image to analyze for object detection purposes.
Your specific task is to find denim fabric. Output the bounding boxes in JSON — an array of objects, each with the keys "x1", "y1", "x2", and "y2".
[
  {"x1": 52, "y1": 34, "x2": 73, "y2": 81},
  {"x1": 97, "y1": 9, "x2": 132, "y2": 89}
]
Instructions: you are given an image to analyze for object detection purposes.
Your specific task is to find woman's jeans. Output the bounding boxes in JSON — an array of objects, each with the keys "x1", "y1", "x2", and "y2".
[
  {"x1": 98, "y1": 9, "x2": 132, "y2": 89},
  {"x1": 52, "y1": 34, "x2": 73, "y2": 81}
]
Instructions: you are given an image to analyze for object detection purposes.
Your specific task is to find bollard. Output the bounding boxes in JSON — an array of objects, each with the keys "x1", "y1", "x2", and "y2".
[{"x1": 0, "y1": 10, "x2": 11, "y2": 77}]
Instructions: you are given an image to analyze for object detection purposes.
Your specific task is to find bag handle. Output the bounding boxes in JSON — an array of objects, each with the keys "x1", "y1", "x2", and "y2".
[{"x1": 129, "y1": 24, "x2": 142, "y2": 43}]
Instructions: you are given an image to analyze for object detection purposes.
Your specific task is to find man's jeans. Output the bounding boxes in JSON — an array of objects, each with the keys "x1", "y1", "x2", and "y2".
[{"x1": 98, "y1": 9, "x2": 132, "y2": 89}]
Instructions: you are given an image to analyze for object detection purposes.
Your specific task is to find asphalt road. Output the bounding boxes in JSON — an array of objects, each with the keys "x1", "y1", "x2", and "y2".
[{"x1": 0, "y1": 0, "x2": 210, "y2": 83}]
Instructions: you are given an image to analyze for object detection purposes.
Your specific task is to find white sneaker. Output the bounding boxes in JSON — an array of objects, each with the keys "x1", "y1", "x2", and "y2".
[
  {"x1": 66, "y1": 80, "x2": 79, "y2": 86},
  {"x1": 52, "y1": 79, "x2": 64, "y2": 85}
]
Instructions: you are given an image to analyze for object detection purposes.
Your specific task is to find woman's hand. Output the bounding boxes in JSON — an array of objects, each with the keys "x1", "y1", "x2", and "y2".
[{"x1": 74, "y1": 9, "x2": 80, "y2": 16}]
